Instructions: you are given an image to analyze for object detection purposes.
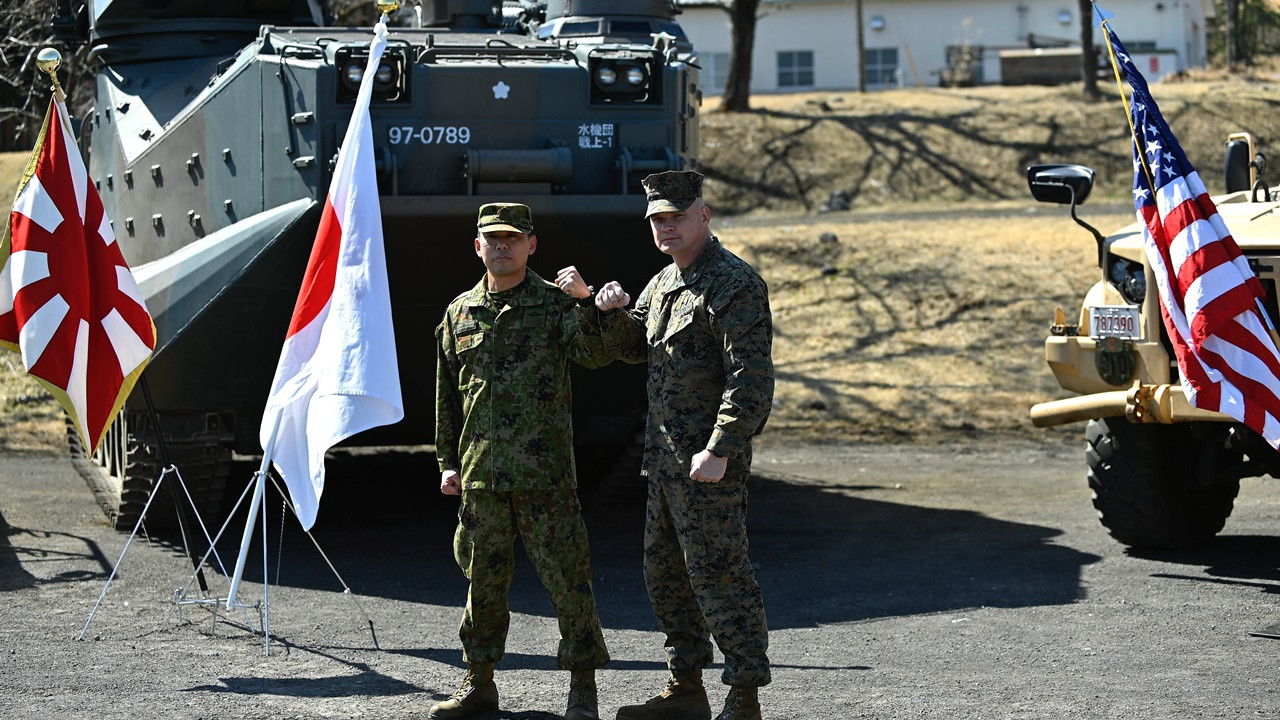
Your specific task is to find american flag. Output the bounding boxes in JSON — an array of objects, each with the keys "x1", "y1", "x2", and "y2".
[{"x1": 1108, "y1": 23, "x2": 1280, "y2": 449}]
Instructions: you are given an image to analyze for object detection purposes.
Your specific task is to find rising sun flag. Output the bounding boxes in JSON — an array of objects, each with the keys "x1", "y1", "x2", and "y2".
[
  {"x1": 1102, "y1": 10, "x2": 1280, "y2": 449},
  {"x1": 0, "y1": 91, "x2": 156, "y2": 455}
]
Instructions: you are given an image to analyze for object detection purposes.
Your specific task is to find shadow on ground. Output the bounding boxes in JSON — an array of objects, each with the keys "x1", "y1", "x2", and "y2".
[
  {"x1": 0, "y1": 508, "x2": 111, "y2": 592},
  {"x1": 1132, "y1": 536, "x2": 1280, "y2": 595},
  {"x1": 144, "y1": 448, "x2": 1111, "y2": 634}
]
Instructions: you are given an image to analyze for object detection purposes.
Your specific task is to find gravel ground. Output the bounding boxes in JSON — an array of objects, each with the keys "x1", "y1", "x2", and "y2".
[{"x1": 4, "y1": 437, "x2": 1280, "y2": 720}]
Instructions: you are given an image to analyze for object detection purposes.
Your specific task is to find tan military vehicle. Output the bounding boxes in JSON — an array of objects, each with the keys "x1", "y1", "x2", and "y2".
[{"x1": 1026, "y1": 133, "x2": 1280, "y2": 549}]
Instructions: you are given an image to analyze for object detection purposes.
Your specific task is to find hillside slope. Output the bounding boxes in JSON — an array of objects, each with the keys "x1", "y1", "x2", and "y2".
[{"x1": 701, "y1": 81, "x2": 1280, "y2": 215}]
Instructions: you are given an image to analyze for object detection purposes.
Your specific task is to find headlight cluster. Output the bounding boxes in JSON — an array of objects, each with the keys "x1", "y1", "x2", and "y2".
[
  {"x1": 1108, "y1": 258, "x2": 1147, "y2": 306},
  {"x1": 590, "y1": 54, "x2": 654, "y2": 103},
  {"x1": 344, "y1": 62, "x2": 395, "y2": 87},
  {"x1": 336, "y1": 47, "x2": 407, "y2": 102},
  {"x1": 595, "y1": 64, "x2": 646, "y2": 87}
]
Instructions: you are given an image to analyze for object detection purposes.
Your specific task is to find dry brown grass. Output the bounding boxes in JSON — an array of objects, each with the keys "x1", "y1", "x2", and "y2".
[
  {"x1": 1, "y1": 80, "x2": 1275, "y2": 452},
  {"x1": 700, "y1": 81, "x2": 1280, "y2": 216},
  {"x1": 0, "y1": 355, "x2": 62, "y2": 453},
  {"x1": 715, "y1": 203, "x2": 1133, "y2": 445},
  {"x1": 0, "y1": 150, "x2": 25, "y2": 218},
  {"x1": 0, "y1": 150, "x2": 61, "y2": 453}
]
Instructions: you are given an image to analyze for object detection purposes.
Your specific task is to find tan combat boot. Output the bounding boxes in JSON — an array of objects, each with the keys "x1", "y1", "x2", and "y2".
[
  {"x1": 713, "y1": 686, "x2": 761, "y2": 720},
  {"x1": 565, "y1": 669, "x2": 600, "y2": 720},
  {"x1": 614, "y1": 670, "x2": 711, "y2": 720},
  {"x1": 427, "y1": 662, "x2": 499, "y2": 719}
]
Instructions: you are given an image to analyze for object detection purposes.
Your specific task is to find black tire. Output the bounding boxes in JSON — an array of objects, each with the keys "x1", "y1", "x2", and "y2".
[
  {"x1": 1085, "y1": 417, "x2": 1240, "y2": 550},
  {"x1": 69, "y1": 410, "x2": 233, "y2": 531},
  {"x1": 111, "y1": 415, "x2": 166, "y2": 530},
  {"x1": 1224, "y1": 138, "x2": 1252, "y2": 193}
]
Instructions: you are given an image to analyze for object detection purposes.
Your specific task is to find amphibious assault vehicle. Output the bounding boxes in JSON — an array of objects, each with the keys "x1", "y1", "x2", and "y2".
[
  {"x1": 1026, "y1": 134, "x2": 1280, "y2": 550},
  {"x1": 52, "y1": 0, "x2": 701, "y2": 528}
]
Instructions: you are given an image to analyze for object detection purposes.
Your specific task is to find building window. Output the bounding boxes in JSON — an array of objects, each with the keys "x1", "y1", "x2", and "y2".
[
  {"x1": 864, "y1": 47, "x2": 899, "y2": 89},
  {"x1": 777, "y1": 50, "x2": 815, "y2": 88},
  {"x1": 706, "y1": 51, "x2": 730, "y2": 90}
]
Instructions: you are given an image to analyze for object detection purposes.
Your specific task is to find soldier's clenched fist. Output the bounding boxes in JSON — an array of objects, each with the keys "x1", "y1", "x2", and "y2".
[
  {"x1": 595, "y1": 281, "x2": 630, "y2": 311},
  {"x1": 555, "y1": 266, "x2": 592, "y2": 300},
  {"x1": 440, "y1": 469, "x2": 461, "y2": 495}
]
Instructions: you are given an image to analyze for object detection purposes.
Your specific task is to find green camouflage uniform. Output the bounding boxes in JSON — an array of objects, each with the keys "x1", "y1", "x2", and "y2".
[
  {"x1": 435, "y1": 267, "x2": 612, "y2": 671},
  {"x1": 601, "y1": 234, "x2": 774, "y2": 688}
]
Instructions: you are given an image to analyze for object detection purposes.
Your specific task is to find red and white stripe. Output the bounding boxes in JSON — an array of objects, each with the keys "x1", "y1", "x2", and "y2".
[
  {"x1": 1, "y1": 96, "x2": 155, "y2": 454},
  {"x1": 1141, "y1": 168, "x2": 1280, "y2": 448}
]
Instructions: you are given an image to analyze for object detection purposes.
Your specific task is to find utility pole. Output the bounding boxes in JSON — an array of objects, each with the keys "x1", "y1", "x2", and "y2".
[
  {"x1": 1224, "y1": 0, "x2": 1236, "y2": 68},
  {"x1": 855, "y1": 0, "x2": 866, "y2": 92}
]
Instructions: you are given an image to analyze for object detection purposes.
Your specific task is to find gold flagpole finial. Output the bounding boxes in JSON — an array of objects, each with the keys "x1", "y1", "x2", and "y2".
[
  {"x1": 36, "y1": 47, "x2": 66, "y2": 103},
  {"x1": 376, "y1": 0, "x2": 399, "y2": 20}
]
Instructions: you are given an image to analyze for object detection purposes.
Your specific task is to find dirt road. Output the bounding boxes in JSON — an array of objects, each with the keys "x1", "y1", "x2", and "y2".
[{"x1": 3, "y1": 438, "x2": 1280, "y2": 719}]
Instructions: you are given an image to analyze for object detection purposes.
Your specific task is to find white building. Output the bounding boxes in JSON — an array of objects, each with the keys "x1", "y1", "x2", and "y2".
[{"x1": 676, "y1": 0, "x2": 1211, "y2": 92}]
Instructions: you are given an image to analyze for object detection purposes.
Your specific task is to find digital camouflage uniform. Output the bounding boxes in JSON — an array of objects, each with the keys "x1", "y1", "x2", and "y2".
[
  {"x1": 436, "y1": 251, "x2": 612, "y2": 672},
  {"x1": 601, "y1": 177, "x2": 774, "y2": 688}
]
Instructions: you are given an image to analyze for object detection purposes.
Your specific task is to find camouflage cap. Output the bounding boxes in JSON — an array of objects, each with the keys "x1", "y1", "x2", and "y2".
[
  {"x1": 642, "y1": 170, "x2": 703, "y2": 218},
  {"x1": 477, "y1": 202, "x2": 534, "y2": 235}
]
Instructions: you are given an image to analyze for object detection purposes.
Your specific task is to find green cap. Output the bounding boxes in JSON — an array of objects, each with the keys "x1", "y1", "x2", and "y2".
[
  {"x1": 642, "y1": 170, "x2": 703, "y2": 217},
  {"x1": 477, "y1": 202, "x2": 534, "y2": 234}
]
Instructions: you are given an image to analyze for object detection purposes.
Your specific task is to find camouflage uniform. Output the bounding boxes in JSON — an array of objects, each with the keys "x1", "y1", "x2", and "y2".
[
  {"x1": 436, "y1": 238, "x2": 612, "y2": 671},
  {"x1": 601, "y1": 173, "x2": 774, "y2": 688}
]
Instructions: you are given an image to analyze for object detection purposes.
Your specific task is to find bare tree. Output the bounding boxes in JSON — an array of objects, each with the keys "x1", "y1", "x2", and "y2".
[
  {"x1": 0, "y1": 1, "x2": 93, "y2": 151},
  {"x1": 1213, "y1": 0, "x2": 1280, "y2": 67},
  {"x1": 717, "y1": 0, "x2": 761, "y2": 113},
  {"x1": 1078, "y1": 0, "x2": 1100, "y2": 100},
  {"x1": 1224, "y1": 0, "x2": 1238, "y2": 67}
]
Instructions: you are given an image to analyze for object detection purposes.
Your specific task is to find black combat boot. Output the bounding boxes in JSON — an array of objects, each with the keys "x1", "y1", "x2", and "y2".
[
  {"x1": 713, "y1": 686, "x2": 761, "y2": 720},
  {"x1": 565, "y1": 669, "x2": 600, "y2": 720},
  {"x1": 614, "y1": 670, "x2": 711, "y2": 720},
  {"x1": 427, "y1": 662, "x2": 499, "y2": 719}
]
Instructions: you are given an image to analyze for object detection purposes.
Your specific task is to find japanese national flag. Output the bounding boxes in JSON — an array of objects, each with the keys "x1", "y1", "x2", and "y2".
[
  {"x1": 261, "y1": 21, "x2": 403, "y2": 530},
  {"x1": 0, "y1": 95, "x2": 155, "y2": 455}
]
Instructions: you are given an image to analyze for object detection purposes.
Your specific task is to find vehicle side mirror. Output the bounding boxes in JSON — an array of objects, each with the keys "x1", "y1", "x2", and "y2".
[{"x1": 1026, "y1": 163, "x2": 1096, "y2": 206}]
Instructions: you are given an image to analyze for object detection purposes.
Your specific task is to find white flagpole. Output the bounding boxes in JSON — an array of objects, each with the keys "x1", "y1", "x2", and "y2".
[
  {"x1": 226, "y1": 411, "x2": 282, "y2": 611},
  {"x1": 261, "y1": 464, "x2": 271, "y2": 654}
]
